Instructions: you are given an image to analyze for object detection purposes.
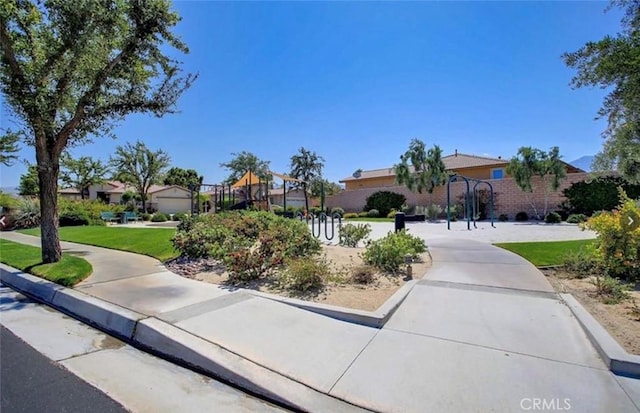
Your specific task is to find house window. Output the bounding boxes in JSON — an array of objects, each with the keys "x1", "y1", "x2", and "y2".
[{"x1": 491, "y1": 168, "x2": 504, "y2": 180}]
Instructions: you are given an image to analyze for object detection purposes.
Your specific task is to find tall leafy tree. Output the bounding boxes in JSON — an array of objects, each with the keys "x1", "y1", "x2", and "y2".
[
  {"x1": 110, "y1": 140, "x2": 171, "y2": 212},
  {"x1": 394, "y1": 139, "x2": 447, "y2": 203},
  {"x1": 220, "y1": 151, "x2": 270, "y2": 185},
  {"x1": 506, "y1": 146, "x2": 567, "y2": 219},
  {"x1": 18, "y1": 164, "x2": 39, "y2": 196},
  {"x1": 0, "y1": 131, "x2": 20, "y2": 166},
  {"x1": 0, "y1": 1, "x2": 196, "y2": 262},
  {"x1": 289, "y1": 147, "x2": 325, "y2": 212},
  {"x1": 163, "y1": 167, "x2": 202, "y2": 189},
  {"x1": 309, "y1": 178, "x2": 342, "y2": 198},
  {"x1": 564, "y1": 0, "x2": 640, "y2": 183},
  {"x1": 59, "y1": 153, "x2": 109, "y2": 199}
]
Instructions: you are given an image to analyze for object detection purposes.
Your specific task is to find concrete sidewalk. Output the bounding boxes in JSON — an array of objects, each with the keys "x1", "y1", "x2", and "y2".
[{"x1": 1, "y1": 232, "x2": 639, "y2": 412}]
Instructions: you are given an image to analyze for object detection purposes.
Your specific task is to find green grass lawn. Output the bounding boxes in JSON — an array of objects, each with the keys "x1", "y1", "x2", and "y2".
[
  {"x1": 0, "y1": 239, "x2": 92, "y2": 286},
  {"x1": 344, "y1": 217, "x2": 394, "y2": 222},
  {"x1": 21, "y1": 226, "x2": 178, "y2": 261},
  {"x1": 494, "y1": 239, "x2": 595, "y2": 267}
]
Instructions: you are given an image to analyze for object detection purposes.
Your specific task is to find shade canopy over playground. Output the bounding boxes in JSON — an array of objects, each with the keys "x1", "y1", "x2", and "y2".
[{"x1": 231, "y1": 171, "x2": 304, "y2": 189}]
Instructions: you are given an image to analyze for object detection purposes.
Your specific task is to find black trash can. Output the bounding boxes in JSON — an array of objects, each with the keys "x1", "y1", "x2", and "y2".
[{"x1": 395, "y1": 212, "x2": 405, "y2": 232}]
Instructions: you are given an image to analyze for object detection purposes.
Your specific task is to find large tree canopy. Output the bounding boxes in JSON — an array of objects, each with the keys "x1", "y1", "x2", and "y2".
[
  {"x1": 163, "y1": 166, "x2": 202, "y2": 189},
  {"x1": 0, "y1": 0, "x2": 196, "y2": 262},
  {"x1": 59, "y1": 153, "x2": 109, "y2": 199},
  {"x1": 220, "y1": 151, "x2": 270, "y2": 185},
  {"x1": 110, "y1": 140, "x2": 171, "y2": 213},
  {"x1": 564, "y1": 0, "x2": 640, "y2": 182}
]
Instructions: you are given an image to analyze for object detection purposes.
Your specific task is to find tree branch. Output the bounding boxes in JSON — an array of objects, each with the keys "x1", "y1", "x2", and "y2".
[
  {"x1": 54, "y1": 40, "x2": 138, "y2": 154},
  {"x1": 0, "y1": 20, "x2": 30, "y2": 98}
]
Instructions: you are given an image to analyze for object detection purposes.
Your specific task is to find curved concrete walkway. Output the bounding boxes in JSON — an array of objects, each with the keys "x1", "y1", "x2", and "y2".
[{"x1": 1, "y1": 231, "x2": 638, "y2": 412}]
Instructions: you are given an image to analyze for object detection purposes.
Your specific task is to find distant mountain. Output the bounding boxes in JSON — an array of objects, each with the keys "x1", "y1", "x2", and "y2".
[
  {"x1": 570, "y1": 156, "x2": 595, "y2": 172},
  {"x1": 0, "y1": 186, "x2": 19, "y2": 195}
]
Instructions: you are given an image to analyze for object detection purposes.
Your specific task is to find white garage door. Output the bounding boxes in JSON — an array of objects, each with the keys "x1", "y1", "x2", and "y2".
[{"x1": 157, "y1": 197, "x2": 191, "y2": 214}]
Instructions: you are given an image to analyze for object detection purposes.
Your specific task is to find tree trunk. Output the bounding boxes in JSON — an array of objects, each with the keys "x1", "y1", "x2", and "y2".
[
  {"x1": 303, "y1": 183, "x2": 309, "y2": 214},
  {"x1": 38, "y1": 157, "x2": 62, "y2": 263}
]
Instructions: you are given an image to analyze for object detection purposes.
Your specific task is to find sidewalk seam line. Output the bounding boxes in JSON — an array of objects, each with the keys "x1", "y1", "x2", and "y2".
[
  {"x1": 384, "y1": 327, "x2": 609, "y2": 371},
  {"x1": 327, "y1": 330, "x2": 381, "y2": 394}
]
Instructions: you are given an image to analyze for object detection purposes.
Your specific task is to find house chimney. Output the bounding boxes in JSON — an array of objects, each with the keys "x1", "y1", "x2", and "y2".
[{"x1": 455, "y1": 149, "x2": 458, "y2": 157}]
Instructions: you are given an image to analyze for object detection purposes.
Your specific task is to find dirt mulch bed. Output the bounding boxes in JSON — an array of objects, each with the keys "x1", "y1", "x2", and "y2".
[
  {"x1": 542, "y1": 268, "x2": 640, "y2": 355},
  {"x1": 166, "y1": 244, "x2": 431, "y2": 312}
]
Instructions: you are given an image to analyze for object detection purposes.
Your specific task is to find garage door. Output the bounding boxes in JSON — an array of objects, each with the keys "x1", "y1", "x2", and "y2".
[{"x1": 157, "y1": 197, "x2": 191, "y2": 214}]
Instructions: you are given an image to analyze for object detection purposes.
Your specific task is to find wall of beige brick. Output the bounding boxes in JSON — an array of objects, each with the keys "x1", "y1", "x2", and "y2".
[{"x1": 327, "y1": 172, "x2": 591, "y2": 218}]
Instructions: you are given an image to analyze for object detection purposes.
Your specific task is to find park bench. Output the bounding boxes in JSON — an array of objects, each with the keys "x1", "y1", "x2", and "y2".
[
  {"x1": 100, "y1": 211, "x2": 119, "y2": 224},
  {"x1": 124, "y1": 211, "x2": 142, "y2": 223}
]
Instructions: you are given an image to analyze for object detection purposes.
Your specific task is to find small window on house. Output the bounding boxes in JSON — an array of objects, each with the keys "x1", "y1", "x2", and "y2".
[{"x1": 491, "y1": 168, "x2": 504, "y2": 180}]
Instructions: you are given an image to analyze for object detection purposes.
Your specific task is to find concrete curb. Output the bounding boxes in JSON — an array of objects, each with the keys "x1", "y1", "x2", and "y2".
[
  {"x1": 0, "y1": 264, "x2": 63, "y2": 302},
  {"x1": 561, "y1": 293, "x2": 640, "y2": 378},
  {"x1": 0, "y1": 264, "x2": 373, "y2": 412},
  {"x1": 1, "y1": 264, "x2": 147, "y2": 340},
  {"x1": 249, "y1": 280, "x2": 419, "y2": 328}
]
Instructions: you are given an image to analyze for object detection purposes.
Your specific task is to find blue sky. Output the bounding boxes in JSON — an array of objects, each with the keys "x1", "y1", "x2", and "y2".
[{"x1": 0, "y1": 1, "x2": 622, "y2": 187}]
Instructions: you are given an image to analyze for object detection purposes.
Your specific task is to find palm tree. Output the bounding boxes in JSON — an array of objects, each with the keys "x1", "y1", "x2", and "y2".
[{"x1": 289, "y1": 147, "x2": 325, "y2": 213}]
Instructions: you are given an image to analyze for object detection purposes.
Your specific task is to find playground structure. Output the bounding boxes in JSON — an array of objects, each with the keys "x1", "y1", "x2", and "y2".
[
  {"x1": 188, "y1": 170, "x2": 311, "y2": 215},
  {"x1": 446, "y1": 175, "x2": 496, "y2": 230}
]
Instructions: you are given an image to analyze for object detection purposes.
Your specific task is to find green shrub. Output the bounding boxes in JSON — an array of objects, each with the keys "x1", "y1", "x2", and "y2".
[
  {"x1": 566, "y1": 213, "x2": 587, "y2": 224},
  {"x1": 401, "y1": 204, "x2": 414, "y2": 214},
  {"x1": 515, "y1": 211, "x2": 529, "y2": 221},
  {"x1": 10, "y1": 198, "x2": 41, "y2": 229},
  {"x1": 151, "y1": 213, "x2": 169, "y2": 222},
  {"x1": 386, "y1": 209, "x2": 397, "y2": 218},
  {"x1": 224, "y1": 249, "x2": 265, "y2": 283},
  {"x1": 338, "y1": 223, "x2": 372, "y2": 247},
  {"x1": 563, "y1": 248, "x2": 600, "y2": 278},
  {"x1": 278, "y1": 257, "x2": 329, "y2": 292},
  {"x1": 498, "y1": 213, "x2": 509, "y2": 222},
  {"x1": 141, "y1": 213, "x2": 152, "y2": 221},
  {"x1": 343, "y1": 212, "x2": 359, "y2": 219},
  {"x1": 584, "y1": 189, "x2": 640, "y2": 281},
  {"x1": 363, "y1": 230, "x2": 427, "y2": 273},
  {"x1": 330, "y1": 207, "x2": 344, "y2": 217},
  {"x1": 171, "y1": 222, "x2": 233, "y2": 258},
  {"x1": 367, "y1": 209, "x2": 380, "y2": 218},
  {"x1": 172, "y1": 212, "x2": 187, "y2": 221},
  {"x1": 271, "y1": 204, "x2": 284, "y2": 212},
  {"x1": 59, "y1": 211, "x2": 90, "y2": 227},
  {"x1": 358, "y1": 211, "x2": 369, "y2": 217},
  {"x1": 364, "y1": 191, "x2": 406, "y2": 217},
  {"x1": 58, "y1": 198, "x2": 124, "y2": 226},
  {"x1": 561, "y1": 176, "x2": 640, "y2": 216},
  {"x1": 446, "y1": 204, "x2": 459, "y2": 221},
  {"x1": 544, "y1": 212, "x2": 562, "y2": 224},
  {"x1": 590, "y1": 275, "x2": 632, "y2": 304},
  {"x1": 426, "y1": 204, "x2": 442, "y2": 221},
  {"x1": 173, "y1": 211, "x2": 321, "y2": 282},
  {"x1": 310, "y1": 207, "x2": 322, "y2": 216}
]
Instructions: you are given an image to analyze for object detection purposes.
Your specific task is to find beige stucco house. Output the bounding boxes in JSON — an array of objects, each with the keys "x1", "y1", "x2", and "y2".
[{"x1": 59, "y1": 181, "x2": 192, "y2": 214}]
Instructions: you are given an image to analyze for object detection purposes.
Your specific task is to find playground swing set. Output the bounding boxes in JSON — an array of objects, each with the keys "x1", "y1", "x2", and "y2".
[{"x1": 445, "y1": 175, "x2": 496, "y2": 230}]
